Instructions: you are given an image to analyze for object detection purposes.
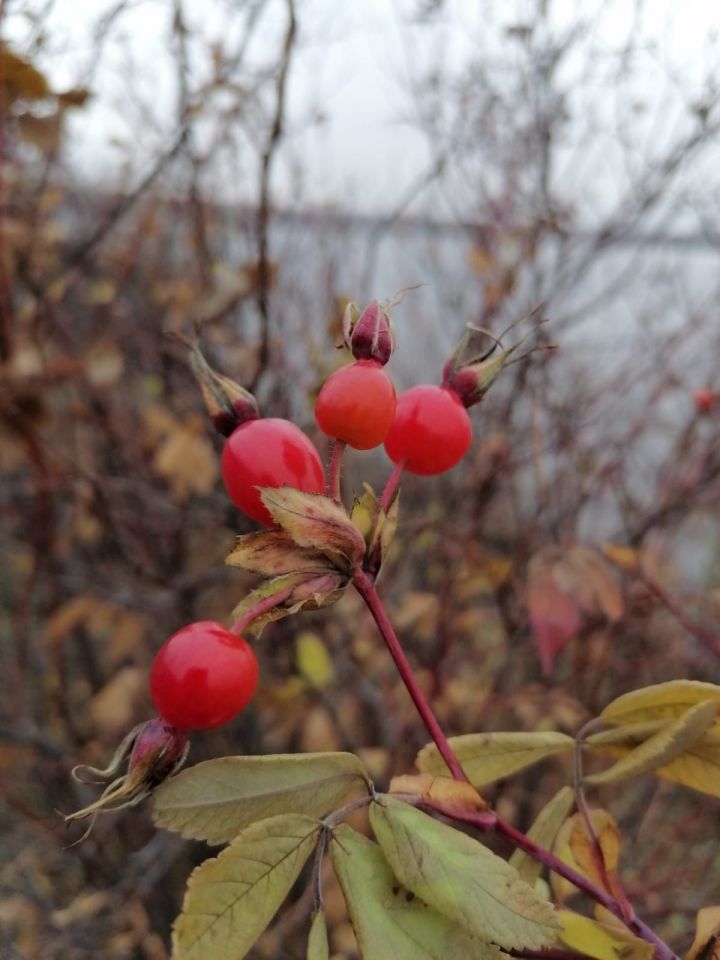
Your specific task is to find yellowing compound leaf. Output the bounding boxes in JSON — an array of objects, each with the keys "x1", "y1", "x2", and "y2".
[
  {"x1": 389, "y1": 773, "x2": 488, "y2": 815},
  {"x1": 559, "y1": 910, "x2": 652, "y2": 960},
  {"x1": 685, "y1": 906, "x2": 720, "y2": 960},
  {"x1": 230, "y1": 571, "x2": 347, "y2": 638},
  {"x1": 369, "y1": 796, "x2": 560, "y2": 950},
  {"x1": 589, "y1": 725, "x2": 720, "y2": 799},
  {"x1": 585, "y1": 701, "x2": 718, "y2": 786},
  {"x1": 307, "y1": 910, "x2": 329, "y2": 960},
  {"x1": 296, "y1": 631, "x2": 335, "y2": 689},
  {"x1": 330, "y1": 825, "x2": 507, "y2": 960},
  {"x1": 600, "y1": 681, "x2": 720, "y2": 726},
  {"x1": 569, "y1": 811, "x2": 619, "y2": 878},
  {"x1": 226, "y1": 530, "x2": 333, "y2": 576},
  {"x1": 173, "y1": 814, "x2": 319, "y2": 960},
  {"x1": 509, "y1": 787, "x2": 575, "y2": 887},
  {"x1": 153, "y1": 752, "x2": 368, "y2": 844},
  {"x1": 260, "y1": 488, "x2": 366, "y2": 569},
  {"x1": 417, "y1": 731, "x2": 574, "y2": 788},
  {"x1": 551, "y1": 810, "x2": 619, "y2": 902}
]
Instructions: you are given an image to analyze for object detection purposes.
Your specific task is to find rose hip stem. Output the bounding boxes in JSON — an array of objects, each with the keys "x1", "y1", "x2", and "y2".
[
  {"x1": 327, "y1": 439, "x2": 346, "y2": 503},
  {"x1": 353, "y1": 568, "x2": 680, "y2": 960},
  {"x1": 379, "y1": 458, "x2": 405, "y2": 512},
  {"x1": 352, "y1": 567, "x2": 468, "y2": 782},
  {"x1": 230, "y1": 585, "x2": 295, "y2": 635}
]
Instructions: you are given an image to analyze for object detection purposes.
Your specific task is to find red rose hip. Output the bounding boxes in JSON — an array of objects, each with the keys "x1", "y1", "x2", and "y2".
[
  {"x1": 315, "y1": 360, "x2": 396, "y2": 450},
  {"x1": 384, "y1": 384, "x2": 472, "y2": 475},
  {"x1": 150, "y1": 621, "x2": 259, "y2": 730},
  {"x1": 221, "y1": 418, "x2": 325, "y2": 525}
]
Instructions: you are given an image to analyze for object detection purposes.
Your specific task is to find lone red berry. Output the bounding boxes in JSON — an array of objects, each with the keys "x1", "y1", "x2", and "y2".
[
  {"x1": 150, "y1": 621, "x2": 259, "y2": 730},
  {"x1": 694, "y1": 388, "x2": 716, "y2": 414},
  {"x1": 384, "y1": 385, "x2": 472, "y2": 475},
  {"x1": 315, "y1": 360, "x2": 396, "y2": 450},
  {"x1": 221, "y1": 418, "x2": 325, "y2": 525}
]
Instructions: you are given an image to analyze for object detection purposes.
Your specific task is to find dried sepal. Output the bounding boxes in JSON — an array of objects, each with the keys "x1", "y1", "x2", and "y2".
[
  {"x1": 65, "y1": 718, "x2": 189, "y2": 838},
  {"x1": 176, "y1": 332, "x2": 259, "y2": 436}
]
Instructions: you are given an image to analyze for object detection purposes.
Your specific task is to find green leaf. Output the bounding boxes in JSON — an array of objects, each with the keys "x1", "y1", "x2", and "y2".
[
  {"x1": 417, "y1": 731, "x2": 575, "y2": 787},
  {"x1": 509, "y1": 787, "x2": 575, "y2": 887},
  {"x1": 600, "y1": 680, "x2": 720, "y2": 726},
  {"x1": 226, "y1": 530, "x2": 333, "y2": 575},
  {"x1": 585, "y1": 700, "x2": 718, "y2": 786},
  {"x1": 153, "y1": 752, "x2": 369, "y2": 844},
  {"x1": 307, "y1": 910, "x2": 329, "y2": 960},
  {"x1": 379, "y1": 489, "x2": 400, "y2": 559},
  {"x1": 173, "y1": 813, "x2": 320, "y2": 960},
  {"x1": 330, "y1": 825, "x2": 507, "y2": 960},
  {"x1": 260, "y1": 487, "x2": 366, "y2": 569},
  {"x1": 559, "y1": 910, "x2": 653, "y2": 960},
  {"x1": 369, "y1": 796, "x2": 560, "y2": 950},
  {"x1": 230, "y1": 571, "x2": 347, "y2": 638}
]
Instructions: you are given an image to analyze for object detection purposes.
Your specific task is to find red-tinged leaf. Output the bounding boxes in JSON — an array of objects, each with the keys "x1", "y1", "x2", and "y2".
[{"x1": 527, "y1": 549, "x2": 581, "y2": 676}]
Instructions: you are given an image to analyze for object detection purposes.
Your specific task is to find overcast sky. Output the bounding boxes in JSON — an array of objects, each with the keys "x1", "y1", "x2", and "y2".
[{"x1": 6, "y1": 0, "x2": 720, "y2": 215}]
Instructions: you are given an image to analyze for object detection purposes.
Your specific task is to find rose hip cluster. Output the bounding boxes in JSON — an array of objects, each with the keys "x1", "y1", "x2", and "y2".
[
  {"x1": 148, "y1": 299, "x2": 505, "y2": 738},
  {"x1": 67, "y1": 299, "x2": 521, "y2": 828},
  {"x1": 148, "y1": 300, "x2": 486, "y2": 734}
]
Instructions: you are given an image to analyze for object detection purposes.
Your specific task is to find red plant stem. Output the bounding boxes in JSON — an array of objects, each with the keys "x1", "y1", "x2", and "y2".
[
  {"x1": 229, "y1": 586, "x2": 294, "y2": 635},
  {"x1": 327, "y1": 439, "x2": 346, "y2": 503},
  {"x1": 352, "y1": 568, "x2": 469, "y2": 782},
  {"x1": 379, "y1": 459, "x2": 405, "y2": 512},
  {"x1": 356, "y1": 573, "x2": 679, "y2": 960},
  {"x1": 422, "y1": 800, "x2": 678, "y2": 960},
  {"x1": 641, "y1": 572, "x2": 720, "y2": 658}
]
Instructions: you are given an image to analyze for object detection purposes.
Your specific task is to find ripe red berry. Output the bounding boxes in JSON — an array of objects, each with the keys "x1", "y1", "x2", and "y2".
[
  {"x1": 150, "y1": 621, "x2": 259, "y2": 730},
  {"x1": 221, "y1": 418, "x2": 325, "y2": 525},
  {"x1": 315, "y1": 360, "x2": 396, "y2": 450},
  {"x1": 694, "y1": 388, "x2": 716, "y2": 414},
  {"x1": 384, "y1": 384, "x2": 472, "y2": 475}
]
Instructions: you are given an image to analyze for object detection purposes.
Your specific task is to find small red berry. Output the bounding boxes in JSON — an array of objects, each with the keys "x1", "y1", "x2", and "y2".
[
  {"x1": 221, "y1": 418, "x2": 325, "y2": 525},
  {"x1": 315, "y1": 360, "x2": 396, "y2": 450},
  {"x1": 694, "y1": 388, "x2": 716, "y2": 414},
  {"x1": 150, "y1": 621, "x2": 259, "y2": 730},
  {"x1": 384, "y1": 385, "x2": 472, "y2": 475}
]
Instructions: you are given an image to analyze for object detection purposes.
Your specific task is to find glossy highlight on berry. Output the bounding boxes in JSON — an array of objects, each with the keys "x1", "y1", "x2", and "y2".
[
  {"x1": 150, "y1": 621, "x2": 259, "y2": 730},
  {"x1": 221, "y1": 418, "x2": 325, "y2": 525},
  {"x1": 384, "y1": 384, "x2": 472, "y2": 475}
]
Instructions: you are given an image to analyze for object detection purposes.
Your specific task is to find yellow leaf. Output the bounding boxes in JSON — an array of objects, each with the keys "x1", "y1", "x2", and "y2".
[
  {"x1": 589, "y1": 725, "x2": 720, "y2": 799},
  {"x1": 559, "y1": 910, "x2": 652, "y2": 960},
  {"x1": 509, "y1": 787, "x2": 575, "y2": 887},
  {"x1": 601, "y1": 681, "x2": 720, "y2": 726},
  {"x1": 173, "y1": 814, "x2": 320, "y2": 959},
  {"x1": 296, "y1": 631, "x2": 335, "y2": 689},
  {"x1": 585, "y1": 701, "x2": 718, "y2": 786},
  {"x1": 307, "y1": 910, "x2": 329, "y2": 960},
  {"x1": 388, "y1": 773, "x2": 488, "y2": 814},
  {"x1": 601, "y1": 542, "x2": 640, "y2": 574},
  {"x1": 685, "y1": 906, "x2": 720, "y2": 960},
  {"x1": 417, "y1": 731, "x2": 575, "y2": 787},
  {"x1": 1, "y1": 48, "x2": 50, "y2": 101},
  {"x1": 551, "y1": 810, "x2": 619, "y2": 903}
]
